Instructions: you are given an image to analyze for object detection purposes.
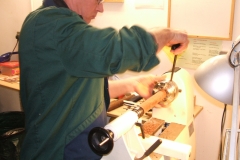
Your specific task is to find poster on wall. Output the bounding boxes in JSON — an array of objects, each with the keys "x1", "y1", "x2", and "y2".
[{"x1": 163, "y1": 38, "x2": 223, "y2": 69}]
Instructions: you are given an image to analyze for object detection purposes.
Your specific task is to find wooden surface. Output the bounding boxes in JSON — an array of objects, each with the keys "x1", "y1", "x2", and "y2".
[
  {"x1": 149, "y1": 123, "x2": 186, "y2": 160},
  {"x1": 194, "y1": 105, "x2": 203, "y2": 118},
  {"x1": 141, "y1": 118, "x2": 165, "y2": 136},
  {"x1": 159, "y1": 123, "x2": 185, "y2": 141},
  {"x1": 0, "y1": 74, "x2": 19, "y2": 90}
]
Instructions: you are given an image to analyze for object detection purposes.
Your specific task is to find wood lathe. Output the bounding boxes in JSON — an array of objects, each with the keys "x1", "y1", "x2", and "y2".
[{"x1": 88, "y1": 67, "x2": 196, "y2": 160}]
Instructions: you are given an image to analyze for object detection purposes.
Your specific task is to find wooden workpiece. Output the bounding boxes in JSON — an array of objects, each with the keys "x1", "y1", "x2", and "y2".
[{"x1": 140, "y1": 90, "x2": 167, "y2": 113}]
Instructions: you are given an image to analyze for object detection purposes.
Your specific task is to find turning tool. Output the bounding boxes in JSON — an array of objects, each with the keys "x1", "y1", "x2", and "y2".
[{"x1": 170, "y1": 44, "x2": 180, "y2": 81}]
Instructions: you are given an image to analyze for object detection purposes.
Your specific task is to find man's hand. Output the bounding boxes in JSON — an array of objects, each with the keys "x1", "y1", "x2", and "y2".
[
  {"x1": 133, "y1": 74, "x2": 166, "y2": 99},
  {"x1": 149, "y1": 28, "x2": 189, "y2": 55}
]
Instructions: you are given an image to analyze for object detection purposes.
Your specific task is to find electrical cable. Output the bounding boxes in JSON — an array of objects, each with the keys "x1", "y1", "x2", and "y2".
[
  {"x1": 219, "y1": 104, "x2": 227, "y2": 160},
  {"x1": 10, "y1": 39, "x2": 19, "y2": 56}
]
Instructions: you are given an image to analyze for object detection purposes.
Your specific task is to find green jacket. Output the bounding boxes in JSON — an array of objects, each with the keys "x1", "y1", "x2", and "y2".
[{"x1": 19, "y1": 5, "x2": 159, "y2": 159}]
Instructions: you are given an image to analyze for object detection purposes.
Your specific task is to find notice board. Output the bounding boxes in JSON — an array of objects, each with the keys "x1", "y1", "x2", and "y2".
[{"x1": 168, "y1": 0, "x2": 235, "y2": 40}]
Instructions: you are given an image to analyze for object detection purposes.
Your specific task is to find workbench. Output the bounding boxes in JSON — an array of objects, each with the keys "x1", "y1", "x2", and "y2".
[{"x1": 0, "y1": 74, "x2": 19, "y2": 90}]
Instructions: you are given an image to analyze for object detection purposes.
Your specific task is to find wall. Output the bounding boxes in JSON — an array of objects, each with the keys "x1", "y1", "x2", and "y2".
[
  {"x1": 0, "y1": 1, "x2": 31, "y2": 54},
  {"x1": 0, "y1": 0, "x2": 240, "y2": 159}
]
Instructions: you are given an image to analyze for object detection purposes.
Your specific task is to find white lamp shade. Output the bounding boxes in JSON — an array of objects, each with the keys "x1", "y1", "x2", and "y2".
[
  {"x1": 195, "y1": 35, "x2": 240, "y2": 105},
  {"x1": 194, "y1": 54, "x2": 235, "y2": 105}
]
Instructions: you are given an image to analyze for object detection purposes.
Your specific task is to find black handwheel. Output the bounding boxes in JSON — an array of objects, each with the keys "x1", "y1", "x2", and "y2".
[{"x1": 88, "y1": 127, "x2": 114, "y2": 155}]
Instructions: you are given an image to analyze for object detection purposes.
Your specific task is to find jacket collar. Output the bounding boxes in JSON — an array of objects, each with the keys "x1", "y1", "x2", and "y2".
[
  {"x1": 43, "y1": 0, "x2": 68, "y2": 8},
  {"x1": 42, "y1": 0, "x2": 84, "y2": 23}
]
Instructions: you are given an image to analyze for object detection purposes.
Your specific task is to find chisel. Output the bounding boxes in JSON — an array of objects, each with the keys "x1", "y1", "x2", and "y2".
[{"x1": 170, "y1": 44, "x2": 180, "y2": 81}]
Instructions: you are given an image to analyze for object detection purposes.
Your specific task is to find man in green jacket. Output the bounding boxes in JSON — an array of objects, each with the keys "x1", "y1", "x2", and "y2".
[{"x1": 19, "y1": 0, "x2": 189, "y2": 159}]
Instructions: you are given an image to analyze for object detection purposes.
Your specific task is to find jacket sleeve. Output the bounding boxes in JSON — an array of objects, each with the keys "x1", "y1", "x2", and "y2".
[{"x1": 54, "y1": 10, "x2": 159, "y2": 77}]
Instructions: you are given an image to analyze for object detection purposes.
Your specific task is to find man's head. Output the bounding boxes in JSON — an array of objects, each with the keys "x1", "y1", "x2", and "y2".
[{"x1": 64, "y1": 0, "x2": 104, "y2": 24}]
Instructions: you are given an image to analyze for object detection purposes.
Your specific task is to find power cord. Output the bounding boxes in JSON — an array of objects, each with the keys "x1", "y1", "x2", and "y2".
[
  {"x1": 11, "y1": 39, "x2": 19, "y2": 55},
  {"x1": 219, "y1": 104, "x2": 227, "y2": 160},
  {"x1": 6, "y1": 38, "x2": 19, "y2": 62}
]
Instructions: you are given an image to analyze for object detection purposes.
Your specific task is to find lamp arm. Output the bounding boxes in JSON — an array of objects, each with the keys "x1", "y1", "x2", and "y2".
[
  {"x1": 228, "y1": 64, "x2": 240, "y2": 160},
  {"x1": 225, "y1": 36, "x2": 240, "y2": 159},
  {"x1": 229, "y1": 39, "x2": 240, "y2": 67}
]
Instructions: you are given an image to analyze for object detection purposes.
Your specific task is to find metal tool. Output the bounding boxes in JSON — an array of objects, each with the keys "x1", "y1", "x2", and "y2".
[
  {"x1": 170, "y1": 44, "x2": 180, "y2": 81},
  {"x1": 170, "y1": 55, "x2": 177, "y2": 81},
  {"x1": 107, "y1": 94, "x2": 135, "y2": 112}
]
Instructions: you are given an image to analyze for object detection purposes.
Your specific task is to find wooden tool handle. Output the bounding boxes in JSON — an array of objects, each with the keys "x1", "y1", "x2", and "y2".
[
  {"x1": 140, "y1": 90, "x2": 167, "y2": 113},
  {"x1": 108, "y1": 94, "x2": 135, "y2": 112}
]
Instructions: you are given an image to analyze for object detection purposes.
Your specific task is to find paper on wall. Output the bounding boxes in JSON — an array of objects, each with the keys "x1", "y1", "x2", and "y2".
[{"x1": 163, "y1": 38, "x2": 223, "y2": 69}]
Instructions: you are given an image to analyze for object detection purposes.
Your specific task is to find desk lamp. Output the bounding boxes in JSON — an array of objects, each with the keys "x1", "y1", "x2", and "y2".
[{"x1": 194, "y1": 35, "x2": 240, "y2": 159}]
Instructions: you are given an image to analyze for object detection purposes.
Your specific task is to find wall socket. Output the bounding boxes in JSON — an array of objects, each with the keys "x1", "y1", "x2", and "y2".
[{"x1": 16, "y1": 32, "x2": 20, "y2": 40}]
